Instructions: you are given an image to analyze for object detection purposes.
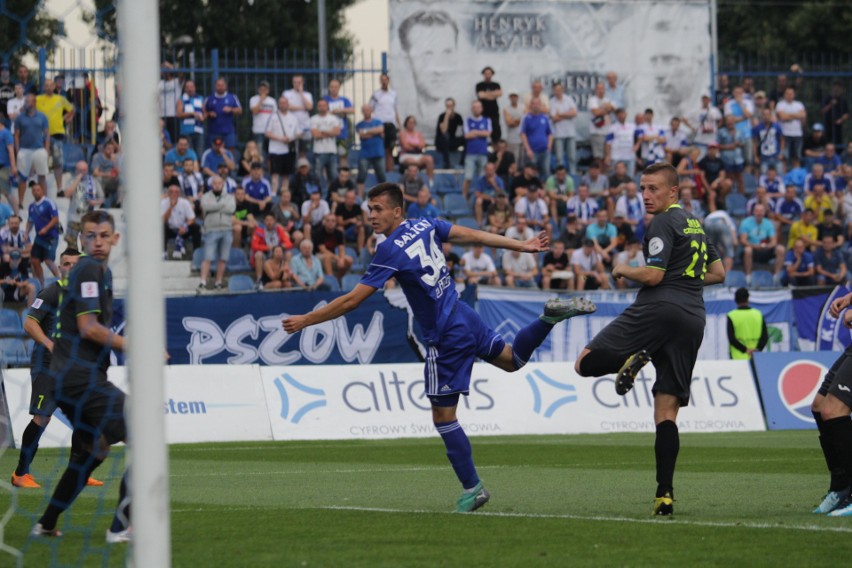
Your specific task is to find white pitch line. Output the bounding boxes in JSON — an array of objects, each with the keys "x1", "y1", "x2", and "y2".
[{"x1": 316, "y1": 505, "x2": 852, "y2": 534}]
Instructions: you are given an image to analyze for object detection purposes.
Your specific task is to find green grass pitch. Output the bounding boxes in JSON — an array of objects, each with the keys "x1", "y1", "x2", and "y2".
[{"x1": 2, "y1": 430, "x2": 852, "y2": 566}]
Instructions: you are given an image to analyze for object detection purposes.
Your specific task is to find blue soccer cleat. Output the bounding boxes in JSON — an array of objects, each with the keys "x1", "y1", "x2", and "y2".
[
  {"x1": 456, "y1": 482, "x2": 490, "y2": 513},
  {"x1": 814, "y1": 488, "x2": 850, "y2": 514}
]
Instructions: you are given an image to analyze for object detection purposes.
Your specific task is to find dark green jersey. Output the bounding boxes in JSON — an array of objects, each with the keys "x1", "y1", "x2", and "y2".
[
  {"x1": 50, "y1": 255, "x2": 114, "y2": 383},
  {"x1": 26, "y1": 280, "x2": 62, "y2": 373},
  {"x1": 636, "y1": 204, "x2": 719, "y2": 311}
]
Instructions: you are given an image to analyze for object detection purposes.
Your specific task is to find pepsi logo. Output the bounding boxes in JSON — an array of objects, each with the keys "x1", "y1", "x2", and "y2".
[{"x1": 778, "y1": 360, "x2": 827, "y2": 423}]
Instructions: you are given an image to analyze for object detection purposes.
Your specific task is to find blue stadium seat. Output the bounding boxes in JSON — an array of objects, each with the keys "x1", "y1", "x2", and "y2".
[
  {"x1": 191, "y1": 247, "x2": 205, "y2": 271},
  {"x1": 227, "y1": 274, "x2": 255, "y2": 293},
  {"x1": 434, "y1": 173, "x2": 461, "y2": 195},
  {"x1": 63, "y1": 142, "x2": 86, "y2": 172},
  {"x1": 23, "y1": 338, "x2": 34, "y2": 357},
  {"x1": 725, "y1": 193, "x2": 748, "y2": 218},
  {"x1": 455, "y1": 216, "x2": 479, "y2": 230},
  {"x1": 0, "y1": 308, "x2": 22, "y2": 336},
  {"x1": 750, "y1": 270, "x2": 775, "y2": 289},
  {"x1": 27, "y1": 278, "x2": 42, "y2": 295},
  {"x1": 742, "y1": 172, "x2": 758, "y2": 195},
  {"x1": 345, "y1": 246, "x2": 364, "y2": 273},
  {"x1": 323, "y1": 275, "x2": 340, "y2": 291},
  {"x1": 227, "y1": 248, "x2": 251, "y2": 272},
  {"x1": 0, "y1": 338, "x2": 28, "y2": 366},
  {"x1": 385, "y1": 171, "x2": 401, "y2": 184},
  {"x1": 443, "y1": 193, "x2": 471, "y2": 218},
  {"x1": 341, "y1": 273, "x2": 362, "y2": 292},
  {"x1": 725, "y1": 269, "x2": 747, "y2": 289}
]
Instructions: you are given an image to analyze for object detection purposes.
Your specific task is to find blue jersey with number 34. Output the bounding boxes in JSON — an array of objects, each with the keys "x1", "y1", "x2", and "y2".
[{"x1": 361, "y1": 218, "x2": 456, "y2": 343}]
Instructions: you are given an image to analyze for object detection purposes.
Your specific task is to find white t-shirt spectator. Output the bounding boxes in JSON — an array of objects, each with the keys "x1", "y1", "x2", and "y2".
[
  {"x1": 502, "y1": 250, "x2": 537, "y2": 275},
  {"x1": 690, "y1": 105, "x2": 722, "y2": 146},
  {"x1": 310, "y1": 114, "x2": 340, "y2": 155},
  {"x1": 266, "y1": 111, "x2": 299, "y2": 155},
  {"x1": 515, "y1": 196, "x2": 548, "y2": 223},
  {"x1": 588, "y1": 95, "x2": 611, "y2": 135},
  {"x1": 249, "y1": 94, "x2": 277, "y2": 135},
  {"x1": 504, "y1": 103, "x2": 523, "y2": 145},
  {"x1": 550, "y1": 96, "x2": 577, "y2": 138},
  {"x1": 370, "y1": 89, "x2": 398, "y2": 124},
  {"x1": 282, "y1": 89, "x2": 314, "y2": 134},
  {"x1": 6, "y1": 96, "x2": 24, "y2": 133},
  {"x1": 571, "y1": 247, "x2": 601, "y2": 272},
  {"x1": 301, "y1": 198, "x2": 330, "y2": 227},
  {"x1": 158, "y1": 78, "x2": 181, "y2": 118},
  {"x1": 775, "y1": 99, "x2": 806, "y2": 137},
  {"x1": 606, "y1": 121, "x2": 637, "y2": 162},
  {"x1": 665, "y1": 126, "x2": 690, "y2": 155},
  {"x1": 461, "y1": 250, "x2": 496, "y2": 275},
  {"x1": 505, "y1": 225, "x2": 534, "y2": 241},
  {"x1": 160, "y1": 196, "x2": 195, "y2": 230}
]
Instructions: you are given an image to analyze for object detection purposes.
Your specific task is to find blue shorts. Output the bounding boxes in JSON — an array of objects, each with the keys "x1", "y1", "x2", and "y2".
[{"x1": 424, "y1": 301, "x2": 505, "y2": 400}]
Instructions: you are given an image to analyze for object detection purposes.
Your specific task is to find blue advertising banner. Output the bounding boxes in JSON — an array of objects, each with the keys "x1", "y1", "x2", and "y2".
[
  {"x1": 793, "y1": 285, "x2": 852, "y2": 352},
  {"x1": 752, "y1": 351, "x2": 838, "y2": 430},
  {"x1": 164, "y1": 292, "x2": 423, "y2": 366}
]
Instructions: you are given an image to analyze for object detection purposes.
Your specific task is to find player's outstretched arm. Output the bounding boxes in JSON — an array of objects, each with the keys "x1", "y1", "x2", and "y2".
[
  {"x1": 611, "y1": 264, "x2": 665, "y2": 287},
  {"x1": 282, "y1": 283, "x2": 376, "y2": 334},
  {"x1": 703, "y1": 259, "x2": 726, "y2": 286},
  {"x1": 448, "y1": 224, "x2": 549, "y2": 253}
]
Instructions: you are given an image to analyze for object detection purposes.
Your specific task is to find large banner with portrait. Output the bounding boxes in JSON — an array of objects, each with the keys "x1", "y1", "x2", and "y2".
[{"x1": 389, "y1": 0, "x2": 712, "y2": 140}]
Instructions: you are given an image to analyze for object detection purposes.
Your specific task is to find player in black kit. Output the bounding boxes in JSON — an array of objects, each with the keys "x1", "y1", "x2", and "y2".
[
  {"x1": 31, "y1": 211, "x2": 131, "y2": 543},
  {"x1": 574, "y1": 163, "x2": 725, "y2": 516}
]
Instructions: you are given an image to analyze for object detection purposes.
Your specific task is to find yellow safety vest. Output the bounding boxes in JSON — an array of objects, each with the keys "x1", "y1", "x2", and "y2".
[{"x1": 728, "y1": 307, "x2": 763, "y2": 360}]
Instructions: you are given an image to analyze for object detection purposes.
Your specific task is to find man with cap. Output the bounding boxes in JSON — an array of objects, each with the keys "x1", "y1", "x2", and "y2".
[
  {"x1": 200, "y1": 134, "x2": 236, "y2": 178},
  {"x1": 476, "y1": 66, "x2": 502, "y2": 144},
  {"x1": 804, "y1": 123, "x2": 828, "y2": 162},
  {"x1": 726, "y1": 287, "x2": 768, "y2": 360},
  {"x1": 292, "y1": 157, "x2": 322, "y2": 209}
]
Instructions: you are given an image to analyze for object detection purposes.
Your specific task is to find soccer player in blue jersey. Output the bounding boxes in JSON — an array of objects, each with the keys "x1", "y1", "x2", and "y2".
[{"x1": 283, "y1": 183, "x2": 595, "y2": 512}]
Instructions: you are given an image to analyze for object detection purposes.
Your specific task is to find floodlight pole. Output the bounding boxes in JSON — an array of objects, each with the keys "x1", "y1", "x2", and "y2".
[
  {"x1": 118, "y1": 0, "x2": 171, "y2": 566},
  {"x1": 318, "y1": 0, "x2": 328, "y2": 94}
]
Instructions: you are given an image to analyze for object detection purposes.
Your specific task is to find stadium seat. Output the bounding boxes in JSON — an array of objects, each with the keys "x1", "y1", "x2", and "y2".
[
  {"x1": 63, "y1": 142, "x2": 86, "y2": 172},
  {"x1": 341, "y1": 273, "x2": 361, "y2": 292},
  {"x1": 27, "y1": 278, "x2": 42, "y2": 295},
  {"x1": 750, "y1": 270, "x2": 775, "y2": 289},
  {"x1": 191, "y1": 247, "x2": 205, "y2": 271},
  {"x1": 444, "y1": 193, "x2": 471, "y2": 218},
  {"x1": 227, "y1": 248, "x2": 251, "y2": 272},
  {"x1": 345, "y1": 247, "x2": 364, "y2": 273},
  {"x1": 323, "y1": 275, "x2": 340, "y2": 292},
  {"x1": 742, "y1": 172, "x2": 758, "y2": 195},
  {"x1": 455, "y1": 216, "x2": 479, "y2": 230},
  {"x1": 434, "y1": 173, "x2": 461, "y2": 195},
  {"x1": 227, "y1": 274, "x2": 255, "y2": 293},
  {"x1": 725, "y1": 193, "x2": 748, "y2": 218},
  {"x1": 385, "y1": 171, "x2": 401, "y2": 184},
  {"x1": 45, "y1": 277, "x2": 59, "y2": 288},
  {"x1": 725, "y1": 269, "x2": 747, "y2": 289},
  {"x1": 0, "y1": 338, "x2": 28, "y2": 366},
  {"x1": 0, "y1": 308, "x2": 22, "y2": 336},
  {"x1": 23, "y1": 338, "x2": 34, "y2": 357}
]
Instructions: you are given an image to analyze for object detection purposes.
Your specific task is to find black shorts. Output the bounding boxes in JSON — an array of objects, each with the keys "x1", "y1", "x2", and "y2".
[
  {"x1": 750, "y1": 247, "x2": 776, "y2": 264},
  {"x1": 29, "y1": 371, "x2": 56, "y2": 416},
  {"x1": 269, "y1": 153, "x2": 294, "y2": 176},
  {"x1": 1, "y1": 283, "x2": 21, "y2": 301},
  {"x1": 818, "y1": 345, "x2": 852, "y2": 409},
  {"x1": 31, "y1": 238, "x2": 56, "y2": 261},
  {"x1": 383, "y1": 123, "x2": 397, "y2": 151},
  {"x1": 55, "y1": 377, "x2": 127, "y2": 446},
  {"x1": 585, "y1": 301, "x2": 705, "y2": 405}
]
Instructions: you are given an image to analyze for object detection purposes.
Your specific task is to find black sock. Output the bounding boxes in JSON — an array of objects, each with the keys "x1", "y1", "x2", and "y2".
[
  {"x1": 110, "y1": 471, "x2": 130, "y2": 533},
  {"x1": 15, "y1": 420, "x2": 46, "y2": 476},
  {"x1": 655, "y1": 420, "x2": 679, "y2": 498},
  {"x1": 38, "y1": 450, "x2": 103, "y2": 531},
  {"x1": 814, "y1": 410, "x2": 850, "y2": 491},
  {"x1": 578, "y1": 350, "x2": 620, "y2": 377},
  {"x1": 824, "y1": 416, "x2": 852, "y2": 489}
]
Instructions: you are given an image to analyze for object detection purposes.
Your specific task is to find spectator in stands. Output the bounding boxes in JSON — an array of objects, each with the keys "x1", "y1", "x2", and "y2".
[
  {"x1": 541, "y1": 239, "x2": 573, "y2": 290},
  {"x1": 292, "y1": 157, "x2": 321, "y2": 205},
  {"x1": 782, "y1": 237, "x2": 815, "y2": 287},
  {"x1": 462, "y1": 100, "x2": 491, "y2": 199},
  {"x1": 545, "y1": 165, "x2": 574, "y2": 223},
  {"x1": 787, "y1": 207, "x2": 819, "y2": 249},
  {"x1": 158, "y1": 62, "x2": 180, "y2": 142},
  {"x1": 678, "y1": 185, "x2": 704, "y2": 221},
  {"x1": 161, "y1": 183, "x2": 200, "y2": 259},
  {"x1": 520, "y1": 98, "x2": 553, "y2": 178},
  {"x1": 775, "y1": 87, "x2": 806, "y2": 164},
  {"x1": 164, "y1": 135, "x2": 198, "y2": 174},
  {"x1": 252, "y1": 212, "x2": 293, "y2": 289},
  {"x1": 474, "y1": 161, "x2": 504, "y2": 227},
  {"x1": 161, "y1": 162, "x2": 180, "y2": 193},
  {"x1": 0, "y1": 249, "x2": 34, "y2": 304},
  {"x1": 817, "y1": 143, "x2": 843, "y2": 177},
  {"x1": 684, "y1": 92, "x2": 722, "y2": 160},
  {"x1": 817, "y1": 208, "x2": 844, "y2": 247},
  {"x1": 198, "y1": 175, "x2": 236, "y2": 292},
  {"x1": 723, "y1": 85, "x2": 754, "y2": 172},
  {"x1": 290, "y1": 239, "x2": 328, "y2": 291},
  {"x1": 613, "y1": 237, "x2": 645, "y2": 289},
  {"x1": 336, "y1": 189, "x2": 366, "y2": 251},
  {"x1": 274, "y1": 189, "x2": 300, "y2": 237},
  {"x1": 515, "y1": 184, "x2": 551, "y2": 240},
  {"x1": 249, "y1": 80, "x2": 275, "y2": 153},
  {"x1": 664, "y1": 116, "x2": 689, "y2": 167},
  {"x1": 231, "y1": 186, "x2": 256, "y2": 249},
  {"x1": 505, "y1": 214, "x2": 534, "y2": 242},
  {"x1": 485, "y1": 191, "x2": 512, "y2": 235},
  {"x1": 461, "y1": 244, "x2": 499, "y2": 286},
  {"x1": 739, "y1": 202, "x2": 785, "y2": 284},
  {"x1": 608, "y1": 161, "x2": 631, "y2": 190},
  {"x1": 63, "y1": 161, "x2": 103, "y2": 248},
  {"x1": 821, "y1": 82, "x2": 849, "y2": 147},
  {"x1": 746, "y1": 185, "x2": 774, "y2": 218},
  {"x1": 314, "y1": 214, "x2": 353, "y2": 284},
  {"x1": 571, "y1": 237, "x2": 610, "y2": 290},
  {"x1": 503, "y1": 93, "x2": 524, "y2": 167},
  {"x1": 36, "y1": 79, "x2": 74, "y2": 191},
  {"x1": 242, "y1": 162, "x2": 272, "y2": 218},
  {"x1": 261, "y1": 245, "x2": 292, "y2": 290},
  {"x1": 837, "y1": 170, "x2": 852, "y2": 226},
  {"x1": 604, "y1": 108, "x2": 637, "y2": 176},
  {"x1": 401, "y1": 163, "x2": 428, "y2": 206},
  {"x1": 14, "y1": 91, "x2": 49, "y2": 209},
  {"x1": 97, "y1": 119, "x2": 120, "y2": 150},
  {"x1": 0, "y1": 196, "x2": 12, "y2": 227},
  {"x1": 237, "y1": 138, "x2": 263, "y2": 178},
  {"x1": 815, "y1": 235, "x2": 846, "y2": 286},
  {"x1": 214, "y1": 163, "x2": 237, "y2": 194},
  {"x1": 550, "y1": 82, "x2": 577, "y2": 174},
  {"x1": 698, "y1": 142, "x2": 731, "y2": 211},
  {"x1": 6, "y1": 83, "x2": 24, "y2": 133},
  {"x1": 475, "y1": 66, "x2": 502, "y2": 143},
  {"x1": 604, "y1": 72, "x2": 626, "y2": 111},
  {"x1": 407, "y1": 186, "x2": 441, "y2": 221},
  {"x1": 300, "y1": 185, "x2": 330, "y2": 241},
  {"x1": 355, "y1": 104, "x2": 386, "y2": 196},
  {"x1": 636, "y1": 108, "x2": 666, "y2": 169},
  {"x1": 327, "y1": 166, "x2": 356, "y2": 206},
  {"x1": 91, "y1": 139, "x2": 121, "y2": 207},
  {"x1": 435, "y1": 97, "x2": 464, "y2": 168},
  {"x1": 759, "y1": 165, "x2": 785, "y2": 201},
  {"x1": 398, "y1": 115, "x2": 435, "y2": 182},
  {"x1": 566, "y1": 183, "x2": 599, "y2": 227},
  {"x1": 611, "y1": 179, "x2": 642, "y2": 226},
  {"x1": 753, "y1": 107, "x2": 785, "y2": 175},
  {"x1": 179, "y1": 158, "x2": 204, "y2": 215},
  {"x1": 523, "y1": 79, "x2": 549, "y2": 114},
  {"x1": 204, "y1": 77, "x2": 242, "y2": 152},
  {"x1": 491, "y1": 138, "x2": 516, "y2": 187},
  {"x1": 0, "y1": 114, "x2": 16, "y2": 211},
  {"x1": 557, "y1": 214, "x2": 584, "y2": 254},
  {"x1": 26, "y1": 181, "x2": 59, "y2": 285},
  {"x1": 803, "y1": 123, "x2": 828, "y2": 163},
  {"x1": 0, "y1": 214, "x2": 28, "y2": 266},
  {"x1": 265, "y1": 96, "x2": 299, "y2": 195},
  {"x1": 442, "y1": 241, "x2": 462, "y2": 283},
  {"x1": 177, "y1": 79, "x2": 206, "y2": 160},
  {"x1": 509, "y1": 163, "x2": 542, "y2": 203},
  {"x1": 805, "y1": 163, "x2": 835, "y2": 196},
  {"x1": 0, "y1": 65, "x2": 15, "y2": 125},
  {"x1": 201, "y1": 135, "x2": 236, "y2": 179},
  {"x1": 310, "y1": 99, "x2": 341, "y2": 189},
  {"x1": 588, "y1": 82, "x2": 613, "y2": 164},
  {"x1": 324, "y1": 79, "x2": 354, "y2": 168},
  {"x1": 282, "y1": 74, "x2": 313, "y2": 155},
  {"x1": 581, "y1": 160, "x2": 609, "y2": 201},
  {"x1": 718, "y1": 114, "x2": 747, "y2": 194},
  {"x1": 805, "y1": 182, "x2": 835, "y2": 223},
  {"x1": 585, "y1": 208, "x2": 618, "y2": 265},
  {"x1": 502, "y1": 246, "x2": 538, "y2": 288},
  {"x1": 369, "y1": 73, "x2": 400, "y2": 173}
]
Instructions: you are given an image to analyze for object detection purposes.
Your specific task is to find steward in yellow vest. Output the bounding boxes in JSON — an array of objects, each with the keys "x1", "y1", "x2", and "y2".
[{"x1": 727, "y1": 287, "x2": 768, "y2": 359}]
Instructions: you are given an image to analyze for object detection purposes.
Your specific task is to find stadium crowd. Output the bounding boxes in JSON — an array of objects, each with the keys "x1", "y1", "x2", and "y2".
[{"x1": 0, "y1": 61, "x2": 850, "y2": 298}]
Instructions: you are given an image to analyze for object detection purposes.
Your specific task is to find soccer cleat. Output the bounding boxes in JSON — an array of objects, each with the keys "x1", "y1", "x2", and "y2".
[
  {"x1": 31, "y1": 523, "x2": 62, "y2": 538},
  {"x1": 455, "y1": 482, "x2": 490, "y2": 513},
  {"x1": 828, "y1": 495, "x2": 852, "y2": 517},
  {"x1": 106, "y1": 527, "x2": 132, "y2": 544},
  {"x1": 11, "y1": 473, "x2": 41, "y2": 488},
  {"x1": 653, "y1": 492, "x2": 674, "y2": 516},
  {"x1": 86, "y1": 477, "x2": 104, "y2": 487},
  {"x1": 539, "y1": 297, "x2": 597, "y2": 324},
  {"x1": 616, "y1": 350, "x2": 651, "y2": 396},
  {"x1": 813, "y1": 488, "x2": 850, "y2": 514}
]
